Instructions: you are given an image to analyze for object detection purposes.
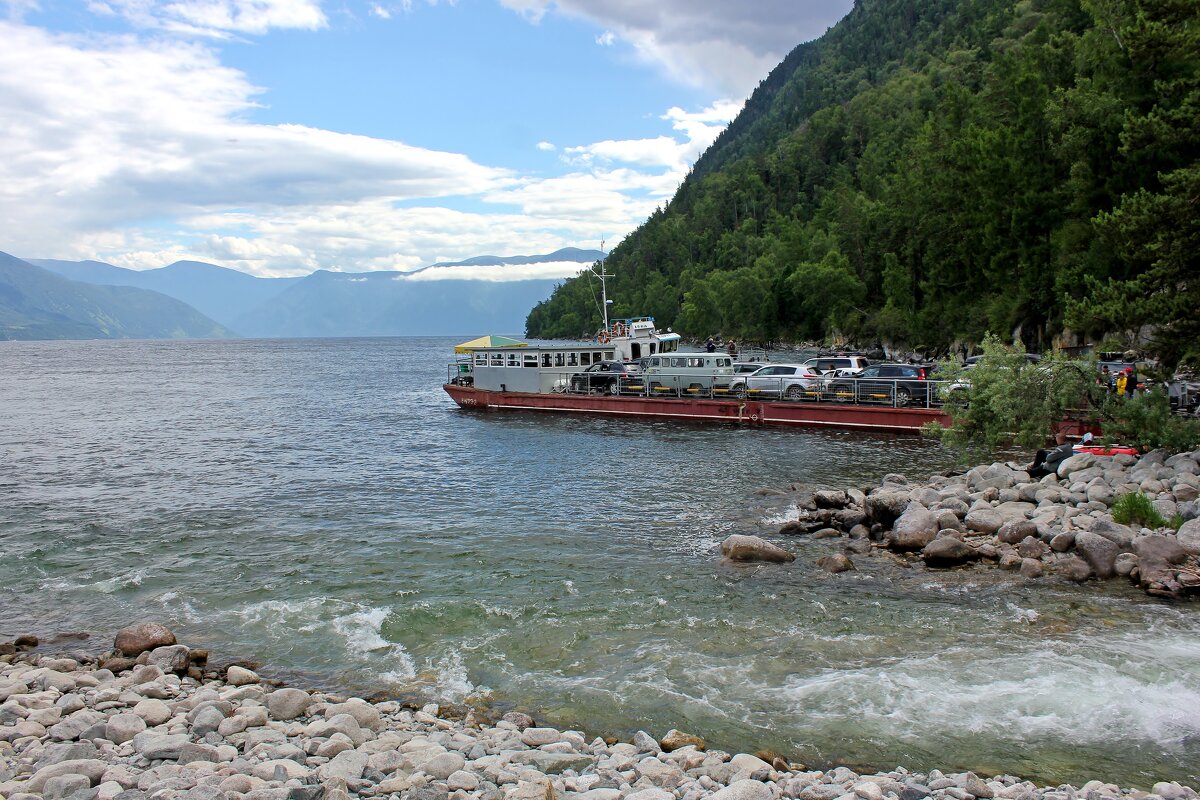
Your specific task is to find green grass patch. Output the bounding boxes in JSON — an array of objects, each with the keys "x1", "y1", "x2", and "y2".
[{"x1": 1110, "y1": 492, "x2": 1167, "y2": 529}]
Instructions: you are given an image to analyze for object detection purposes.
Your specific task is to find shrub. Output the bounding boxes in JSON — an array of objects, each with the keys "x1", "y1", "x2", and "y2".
[
  {"x1": 1110, "y1": 492, "x2": 1167, "y2": 529},
  {"x1": 1100, "y1": 390, "x2": 1200, "y2": 452},
  {"x1": 929, "y1": 335, "x2": 1102, "y2": 452}
]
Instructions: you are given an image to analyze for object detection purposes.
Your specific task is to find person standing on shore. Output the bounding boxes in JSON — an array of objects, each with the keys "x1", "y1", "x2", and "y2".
[
  {"x1": 1125, "y1": 366, "x2": 1138, "y2": 397},
  {"x1": 705, "y1": 337, "x2": 716, "y2": 353},
  {"x1": 727, "y1": 339, "x2": 737, "y2": 358}
]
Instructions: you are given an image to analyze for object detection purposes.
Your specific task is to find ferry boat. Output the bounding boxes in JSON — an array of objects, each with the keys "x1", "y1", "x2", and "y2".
[
  {"x1": 442, "y1": 260, "x2": 950, "y2": 432},
  {"x1": 443, "y1": 322, "x2": 950, "y2": 432}
]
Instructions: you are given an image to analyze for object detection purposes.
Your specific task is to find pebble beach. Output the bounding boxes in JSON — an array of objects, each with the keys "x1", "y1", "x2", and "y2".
[{"x1": 1, "y1": 624, "x2": 1197, "y2": 800}]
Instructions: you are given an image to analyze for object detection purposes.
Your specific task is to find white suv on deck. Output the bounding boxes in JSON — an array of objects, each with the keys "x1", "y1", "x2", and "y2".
[{"x1": 802, "y1": 355, "x2": 870, "y2": 377}]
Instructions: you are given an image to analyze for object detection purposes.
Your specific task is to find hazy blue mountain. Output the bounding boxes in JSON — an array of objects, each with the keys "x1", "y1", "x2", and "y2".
[
  {"x1": 31, "y1": 258, "x2": 300, "y2": 329},
  {"x1": 232, "y1": 270, "x2": 560, "y2": 337},
  {"x1": 28, "y1": 247, "x2": 600, "y2": 338},
  {"x1": 0, "y1": 252, "x2": 231, "y2": 340}
]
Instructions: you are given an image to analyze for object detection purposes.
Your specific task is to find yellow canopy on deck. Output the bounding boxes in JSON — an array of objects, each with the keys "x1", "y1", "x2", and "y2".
[{"x1": 453, "y1": 335, "x2": 529, "y2": 353}]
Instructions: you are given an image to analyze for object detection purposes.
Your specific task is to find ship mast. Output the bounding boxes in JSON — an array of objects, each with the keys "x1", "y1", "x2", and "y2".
[{"x1": 592, "y1": 239, "x2": 611, "y2": 334}]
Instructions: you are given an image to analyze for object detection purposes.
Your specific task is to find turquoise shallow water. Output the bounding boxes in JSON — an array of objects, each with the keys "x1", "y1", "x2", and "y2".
[{"x1": 1, "y1": 337, "x2": 1198, "y2": 787}]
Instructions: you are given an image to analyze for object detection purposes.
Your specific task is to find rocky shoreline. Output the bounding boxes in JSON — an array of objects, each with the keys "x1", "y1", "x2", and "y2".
[
  {"x1": 722, "y1": 447, "x2": 1200, "y2": 600},
  {"x1": 2, "y1": 625, "x2": 1197, "y2": 800}
]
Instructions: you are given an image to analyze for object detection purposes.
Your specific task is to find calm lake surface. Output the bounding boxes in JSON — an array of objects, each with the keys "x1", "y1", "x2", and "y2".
[{"x1": 1, "y1": 337, "x2": 1198, "y2": 787}]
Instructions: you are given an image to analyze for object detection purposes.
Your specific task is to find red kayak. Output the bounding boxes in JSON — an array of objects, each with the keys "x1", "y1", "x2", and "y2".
[{"x1": 1076, "y1": 445, "x2": 1139, "y2": 456}]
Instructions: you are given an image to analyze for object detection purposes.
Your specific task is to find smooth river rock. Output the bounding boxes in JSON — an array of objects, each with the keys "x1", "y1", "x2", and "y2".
[
  {"x1": 720, "y1": 535, "x2": 795, "y2": 563},
  {"x1": 113, "y1": 623, "x2": 176, "y2": 657}
]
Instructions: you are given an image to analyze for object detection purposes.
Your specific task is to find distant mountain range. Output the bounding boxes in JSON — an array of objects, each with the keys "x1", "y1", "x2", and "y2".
[
  {"x1": 0, "y1": 252, "x2": 230, "y2": 340},
  {"x1": 5, "y1": 247, "x2": 603, "y2": 340}
]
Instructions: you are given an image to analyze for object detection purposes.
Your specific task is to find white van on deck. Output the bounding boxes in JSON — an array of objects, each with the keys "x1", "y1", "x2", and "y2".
[{"x1": 642, "y1": 354, "x2": 735, "y2": 392}]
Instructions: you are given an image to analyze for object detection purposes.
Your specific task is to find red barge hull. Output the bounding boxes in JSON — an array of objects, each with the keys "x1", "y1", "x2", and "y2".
[{"x1": 443, "y1": 384, "x2": 949, "y2": 432}]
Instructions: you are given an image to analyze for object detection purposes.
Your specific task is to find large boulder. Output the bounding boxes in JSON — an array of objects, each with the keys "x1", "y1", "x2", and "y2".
[
  {"x1": 813, "y1": 490, "x2": 848, "y2": 509},
  {"x1": 1073, "y1": 531, "x2": 1119, "y2": 579},
  {"x1": 966, "y1": 464, "x2": 1021, "y2": 492},
  {"x1": 994, "y1": 501, "x2": 1036, "y2": 522},
  {"x1": 965, "y1": 509, "x2": 1004, "y2": 534},
  {"x1": 720, "y1": 535, "x2": 795, "y2": 563},
  {"x1": 864, "y1": 490, "x2": 911, "y2": 527},
  {"x1": 888, "y1": 506, "x2": 938, "y2": 551},
  {"x1": 1091, "y1": 520, "x2": 1137, "y2": 549},
  {"x1": 114, "y1": 623, "x2": 176, "y2": 657},
  {"x1": 660, "y1": 729, "x2": 705, "y2": 752},
  {"x1": 146, "y1": 644, "x2": 189, "y2": 674},
  {"x1": 1059, "y1": 556, "x2": 1093, "y2": 582},
  {"x1": 267, "y1": 688, "x2": 311, "y2": 721},
  {"x1": 997, "y1": 520, "x2": 1038, "y2": 545},
  {"x1": 922, "y1": 537, "x2": 979, "y2": 567},
  {"x1": 1176, "y1": 519, "x2": 1200, "y2": 556},
  {"x1": 816, "y1": 554, "x2": 855, "y2": 573},
  {"x1": 1057, "y1": 452, "x2": 1096, "y2": 478}
]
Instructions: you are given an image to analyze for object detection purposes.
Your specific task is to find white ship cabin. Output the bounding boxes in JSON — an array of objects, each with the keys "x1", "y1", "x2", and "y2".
[
  {"x1": 603, "y1": 317, "x2": 682, "y2": 361},
  {"x1": 460, "y1": 345, "x2": 619, "y2": 393}
]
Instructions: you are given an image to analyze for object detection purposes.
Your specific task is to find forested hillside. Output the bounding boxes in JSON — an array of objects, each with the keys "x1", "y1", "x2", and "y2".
[{"x1": 526, "y1": 0, "x2": 1198, "y2": 367}]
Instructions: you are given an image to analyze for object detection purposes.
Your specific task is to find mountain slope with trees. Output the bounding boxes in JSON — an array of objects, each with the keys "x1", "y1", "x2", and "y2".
[
  {"x1": 526, "y1": 0, "x2": 1198, "y2": 367},
  {"x1": 0, "y1": 252, "x2": 230, "y2": 340}
]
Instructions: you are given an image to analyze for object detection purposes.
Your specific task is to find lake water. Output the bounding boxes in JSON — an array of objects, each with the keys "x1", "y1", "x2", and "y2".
[{"x1": 1, "y1": 337, "x2": 1198, "y2": 788}]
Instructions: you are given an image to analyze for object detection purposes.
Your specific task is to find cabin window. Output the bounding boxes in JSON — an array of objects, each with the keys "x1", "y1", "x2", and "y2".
[
  {"x1": 567, "y1": 352, "x2": 578, "y2": 367},
  {"x1": 650, "y1": 343, "x2": 656, "y2": 354},
  {"x1": 474, "y1": 353, "x2": 487, "y2": 366},
  {"x1": 631, "y1": 343, "x2": 641, "y2": 359},
  {"x1": 649, "y1": 357, "x2": 661, "y2": 367},
  {"x1": 720, "y1": 358, "x2": 731, "y2": 367},
  {"x1": 673, "y1": 357, "x2": 686, "y2": 368},
  {"x1": 523, "y1": 354, "x2": 538, "y2": 367},
  {"x1": 580, "y1": 353, "x2": 591, "y2": 366},
  {"x1": 554, "y1": 353, "x2": 565, "y2": 367},
  {"x1": 507, "y1": 353, "x2": 520, "y2": 367},
  {"x1": 490, "y1": 352, "x2": 504, "y2": 366},
  {"x1": 542, "y1": 353, "x2": 552, "y2": 367},
  {"x1": 594, "y1": 352, "x2": 604, "y2": 362},
  {"x1": 688, "y1": 357, "x2": 703, "y2": 368}
]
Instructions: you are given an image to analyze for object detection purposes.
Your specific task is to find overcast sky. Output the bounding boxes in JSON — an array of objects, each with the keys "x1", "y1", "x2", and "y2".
[{"x1": 1, "y1": 0, "x2": 854, "y2": 277}]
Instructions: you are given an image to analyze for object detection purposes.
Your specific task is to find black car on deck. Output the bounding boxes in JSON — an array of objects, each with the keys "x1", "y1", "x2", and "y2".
[
  {"x1": 825, "y1": 363, "x2": 933, "y2": 407},
  {"x1": 569, "y1": 361, "x2": 640, "y2": 395}
]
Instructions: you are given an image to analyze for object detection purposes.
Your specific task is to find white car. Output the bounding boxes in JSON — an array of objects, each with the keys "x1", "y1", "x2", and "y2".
[
  {"x1": 729, "y1": 364, "x2": 824, "y2": 400},
  {"x1": 802, "y1": 355, "x2": 870, "y2": 377}
]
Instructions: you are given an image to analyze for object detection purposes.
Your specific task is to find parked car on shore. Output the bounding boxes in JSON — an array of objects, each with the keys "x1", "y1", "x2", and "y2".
[
  {"x1": 825, "y1": 363, "x2": 932, "y2": 407},
  {"x1": 729, "y1": 364, "x2": 824, "y2": 400}
]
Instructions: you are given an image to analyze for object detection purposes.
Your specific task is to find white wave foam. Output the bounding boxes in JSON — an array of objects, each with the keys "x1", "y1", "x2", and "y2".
[
  {"x1": 775, "y1": 640, "x2": 1200, "y2": 750},
  {"x1": 760, "y1": 504, "x2": 800, "y2": 526},
  {"x1": 331, "y1": 605, "x2": 416, "y2": 679},
  {"x1": 1006, "y1": 602, "x2": 1040, "y2": 624}
]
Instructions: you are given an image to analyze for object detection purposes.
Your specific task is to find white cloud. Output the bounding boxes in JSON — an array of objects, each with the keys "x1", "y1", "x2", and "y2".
[
  {"x1": 0, "y1": 16, "x2": 736, "y2": 278},
  {"x1": 595, "y1": 29, "x2": 613, "y2": 46},
  {"x1": 499, "y1": 0, "x2": 854, "y2": 96},
  {"x1": 100, "y1": 0, "x2": 327, "y2": 35},
  {"x1": 369, "y1": 3, "x2": 390, "y2": 18},
  {"x1": 402, "y1": 260, "x2": 589, "y2": 282}
]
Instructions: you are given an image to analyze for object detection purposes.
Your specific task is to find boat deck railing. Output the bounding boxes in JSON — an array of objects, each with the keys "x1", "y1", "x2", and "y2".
[{"x1": 448, "y1": 364, "x2": 955, "y2": 410}]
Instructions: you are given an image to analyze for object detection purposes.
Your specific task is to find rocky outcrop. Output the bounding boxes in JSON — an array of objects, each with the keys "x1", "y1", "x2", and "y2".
[{"x1": 773, "y1": 446, "x2": 1200, "y2": 598}]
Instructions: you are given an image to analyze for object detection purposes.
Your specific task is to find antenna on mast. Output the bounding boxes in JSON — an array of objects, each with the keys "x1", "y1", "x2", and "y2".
[{"x1": 591, "y1": 238, "x2": 611, "y2": 335}]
